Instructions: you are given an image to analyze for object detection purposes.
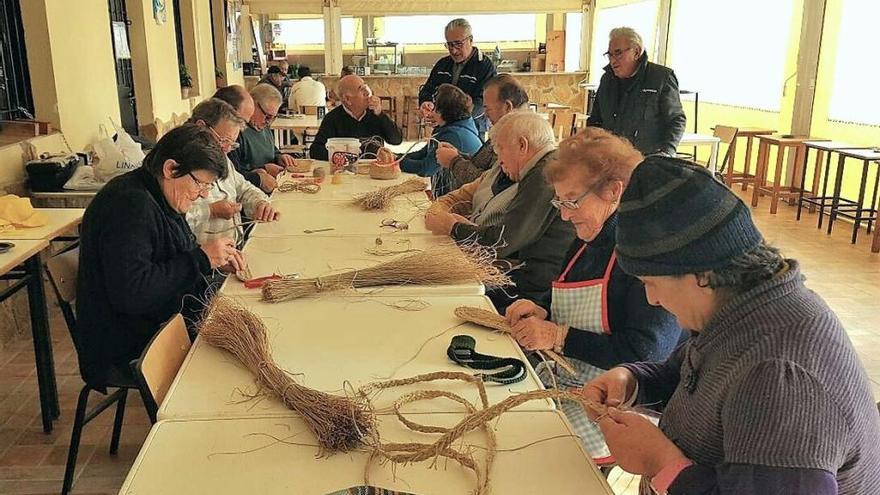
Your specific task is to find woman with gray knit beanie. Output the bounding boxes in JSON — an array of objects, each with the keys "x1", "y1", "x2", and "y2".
[
  {"x1": 581, "y1": 158, "x2": 880, "y2": 494},
  {"x1": 504, "y1": 128, "x2": 685, "y2": 462}
]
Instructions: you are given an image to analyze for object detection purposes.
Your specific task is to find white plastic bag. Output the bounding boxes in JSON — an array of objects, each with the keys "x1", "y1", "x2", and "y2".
[
  {"x1": 94, "y1": 123, "x2": 145, "y2": 182},
  {"x1": 63, "y1": 165, "x2": 105, "y2": 191}
]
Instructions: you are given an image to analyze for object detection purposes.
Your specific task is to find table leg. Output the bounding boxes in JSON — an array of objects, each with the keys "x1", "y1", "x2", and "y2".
[
  {"x1": 818, "y1": 150, "x2": 834, "y2": 229},
  {"x1": 797, "y1": 147, "x2": 811, "y2": 220},
  {"x1": 25, "y1": 255, "x2": 58, "y2": 433},
  {"x1": 743, "y1": 136, "x2": 754, "y2": 190},
  {"x1": 726, "y1": 136, "x2": 738, "y2": 185},
  {"x1": 851, "y1": 160, "x2": 870, "y2": 244},
  {"x1": 873, "y1": 203, "x2": 880, "y2": 253},
  {"x1": 868, "y1": 165, "x2": 880, "y2": 235},
  {"x1": 828, "y1": 154, "x2": 846, "y2": 235},
  {"x1": 810, "y1": 150, "x2": 825, "y2": 208},
  {"x1": 709, "y1": 141, "x2": 719, "y2": 174},
  {"x1": 752, "y1": 141, "x2": 768, "y2": 207},
  {"x1": 771, "y1": 145, "x2": 785, "y2": 214}
]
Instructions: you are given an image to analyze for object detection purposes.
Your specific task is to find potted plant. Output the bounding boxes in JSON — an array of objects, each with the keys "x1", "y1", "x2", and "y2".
[
  {"x1": 180, "y1": 64, "x2": 193, "y2": 98},
  {"x1": 215, "y1": 67, "x2": 226, "y2": 88}
]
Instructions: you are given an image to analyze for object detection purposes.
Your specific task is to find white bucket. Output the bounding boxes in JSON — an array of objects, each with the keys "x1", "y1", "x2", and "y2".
[{"x1": 326, "y1": 138, "x2": 361, "y2": 173}]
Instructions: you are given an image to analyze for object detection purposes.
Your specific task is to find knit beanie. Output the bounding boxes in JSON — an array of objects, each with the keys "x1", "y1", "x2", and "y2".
[{"x1": 615, "y1": 156, "x2": 763, "y2": 276}]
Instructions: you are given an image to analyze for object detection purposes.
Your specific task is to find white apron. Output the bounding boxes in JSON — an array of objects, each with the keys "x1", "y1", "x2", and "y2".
[{"x1": 538, "y1": 243, "x2": 617, "y2": 462}]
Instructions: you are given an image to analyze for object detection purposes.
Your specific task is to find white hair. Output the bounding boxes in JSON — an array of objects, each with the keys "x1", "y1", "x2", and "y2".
[
  {"x1": 609, "y1": 26, "x2": 644, "y2": 53},
  {"x1": 250, "y1": 83, "x2": 282, "y2": 108},
  {"x1": 488, "y1": 111, "x2": 556, "y2": 151},
  {"x1": 445, "y1": 18, "x2": 472, "y2": 36}
]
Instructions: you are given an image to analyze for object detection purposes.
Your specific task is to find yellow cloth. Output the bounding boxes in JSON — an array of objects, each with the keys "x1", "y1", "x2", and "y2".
[{"x1": 0, "y1": 195, "x2": 48, "y2": 231}]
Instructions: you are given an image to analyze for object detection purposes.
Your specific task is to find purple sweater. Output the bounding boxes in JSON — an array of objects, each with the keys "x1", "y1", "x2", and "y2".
[{"x1": 623, "y1": 261, "x2": 880, "y2": 494}]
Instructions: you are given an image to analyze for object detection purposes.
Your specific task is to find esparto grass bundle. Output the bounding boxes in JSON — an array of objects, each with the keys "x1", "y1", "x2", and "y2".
[
  {"x1": 199, "y1": 296, "x2": 374, "y2": 454},
  {"x1": 262, "y1": 242, "x2": 511, "y2": 303},
  {"x1": 352, "y1": 177, "x2": 426, "y2": 210}
]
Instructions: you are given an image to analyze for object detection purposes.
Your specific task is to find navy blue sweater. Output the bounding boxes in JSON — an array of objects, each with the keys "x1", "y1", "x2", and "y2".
[{"x1": 537, "y1": 214, "x2": 686, "y2": 370}]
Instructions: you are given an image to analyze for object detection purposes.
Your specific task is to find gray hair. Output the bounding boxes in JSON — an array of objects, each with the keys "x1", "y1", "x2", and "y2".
[
  {"x1": 609, "y1": 26, "x2": 644, "y2": 53},
  {"x1": 695, "y1": 243, "x2": 785, "y2": 298},
  {"x1": 488, "y1": 111, "x2": 556, "y2": 151},
  {"x1": 250, "y1": 83, "x2": 283, "y2": 108},
  {"x1": 445, "y1": 18, "x2": 472, "y2": 36},
  {"x1": 188, "y1": 98, "x2": 245, "y2": 128}
]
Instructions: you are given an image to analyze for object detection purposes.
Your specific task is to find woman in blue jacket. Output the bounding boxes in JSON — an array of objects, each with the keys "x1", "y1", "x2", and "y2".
[{"x1": 401, "y1": 84, "x2": 482, "y2": 197}]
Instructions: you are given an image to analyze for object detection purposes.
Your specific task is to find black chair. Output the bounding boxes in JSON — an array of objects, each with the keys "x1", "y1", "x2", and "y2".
[{"x1": 44, "y1": 244, "x2": 150, "y2": 495}]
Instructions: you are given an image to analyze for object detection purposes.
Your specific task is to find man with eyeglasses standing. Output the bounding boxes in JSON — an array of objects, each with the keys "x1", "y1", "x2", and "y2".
[
  {"x1": 419, "y1": 18, "x2": 497, "y2": 133},
  {"x1": 588, "y1": 27, "x2": 685, "y2": 157},
  {"x1": 229, "y1": 83, "x2": 297, "y2": 193},
  {"x1": 186, "y1": 97, "x2": 279, "y2": 247}
]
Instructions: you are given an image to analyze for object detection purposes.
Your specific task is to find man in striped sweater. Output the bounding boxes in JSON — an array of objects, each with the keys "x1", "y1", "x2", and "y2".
[{"x1": 582, "y1": 157, "x2": 880, "y2": 494}]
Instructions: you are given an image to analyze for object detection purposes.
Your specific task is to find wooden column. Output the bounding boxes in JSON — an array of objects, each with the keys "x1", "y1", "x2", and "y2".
[
  {"x1": 579, "y1": 0, "x2": 594, "y2": 77},
  {"x1": 323, "y1": 1, "x2": 343, "y2": 75},
  {"x1": 790, "y1": 0, "x2": 827, "y2": 136}
]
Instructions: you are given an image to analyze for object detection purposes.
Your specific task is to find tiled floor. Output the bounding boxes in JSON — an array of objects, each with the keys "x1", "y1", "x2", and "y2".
[{"x1": 0, "y1": 189, "x2": 878, "y2": 495}]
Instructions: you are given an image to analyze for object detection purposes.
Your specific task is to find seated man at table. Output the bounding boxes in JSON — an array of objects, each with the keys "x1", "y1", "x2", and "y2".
[
  {"x1": 425, "y1": 111, "x2": 576, "y2": 311},
  {"x1": 77, "y1": 124, "x2": 244, "y2": 388},
  {"x1": 288, "y1": 66, "x2": 327, "y2": 113},
  {"x1": 186, "y1": 98, "x2": 279, "y2": 247},
  {"x1": 309, "y1": 74, "x2": 403, "y2": 161},
  {"x1": 229, "y1": 83, "x2": 296, "y2": 194}
]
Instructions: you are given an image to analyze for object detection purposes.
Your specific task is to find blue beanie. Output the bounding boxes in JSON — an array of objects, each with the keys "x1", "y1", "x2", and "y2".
[{"x1": 615, "y1": 156, "x2": 764, "y2": 276}]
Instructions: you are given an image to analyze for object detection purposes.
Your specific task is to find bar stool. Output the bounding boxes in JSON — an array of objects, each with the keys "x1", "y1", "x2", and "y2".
[
  {"x1": 378, "y1": 96, "x2": 397, "y2": 125},
  {"x1": 723, "y1": 127, "x2": 775, "y2": 189},
  {"x1": 826, "y1": 148, "x2": 880, "y2": 244},
  {"x1": 401, "y1": 95, "x2": 427, "y2": 140},
  {"x1": 872, "y1": 206, "x2": 880, "y2": 253},
  {"x1": 796, "y1": 141, "x2": 870, "y2": 228},
  {"x1": 751, "y1": 135, "x2": 824, "y2": 214}
]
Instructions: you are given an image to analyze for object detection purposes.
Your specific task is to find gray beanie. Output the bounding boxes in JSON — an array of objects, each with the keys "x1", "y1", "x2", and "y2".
[{"x1": 615, "y1": 156, "x2": 764, "y2": 276}]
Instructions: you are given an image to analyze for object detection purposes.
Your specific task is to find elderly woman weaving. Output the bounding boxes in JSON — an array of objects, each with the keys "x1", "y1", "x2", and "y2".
[
  {"x1": 581, "y1": 158, "x2": 880, "y2": 494},
  {"x1": 503, "y1": 128, "x2": 684, "y2": 461}
]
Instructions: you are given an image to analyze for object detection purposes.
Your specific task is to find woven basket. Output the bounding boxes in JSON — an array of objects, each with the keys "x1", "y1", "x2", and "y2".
[
  {"x1": 370, "y1": 162, "x2": 401, "y2": 180},
  {"x1": 287, "y1": 159, "x2": 314, "y2": 174}
]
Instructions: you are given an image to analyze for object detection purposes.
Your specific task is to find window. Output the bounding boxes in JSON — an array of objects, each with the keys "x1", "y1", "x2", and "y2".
[
  {"x1": 381, "y1": 14, "x2": 537, "y2": 46},
  {"x1": 273, "y1": 18, "x2": 359, "y2": 47},
  {"x1": 828, "y1": 0, "x2": 880, "y2": 125},
  {"x1": 669, "y1": 0, "x2": 793, "y2": 111},
  {"x1": 564, "y1": 12, "x2": 583, "y2": 72},
  {"x1": 589, "y1": 1, "x2": 658, "y2": 82},
  {"x1": 172, "y1": 0, "x2": 186, "y2": 70},
  {"x1": 0, "y1": 0, "x2": 34, "y2": 120}
]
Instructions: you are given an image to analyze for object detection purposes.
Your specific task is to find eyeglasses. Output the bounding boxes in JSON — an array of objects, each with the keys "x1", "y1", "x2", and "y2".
[
  {"x1": 603, "y1": 47, "x2": 633, "y2": 60},
  {"x1": 207, "y1": 126, "x2": 240, "y2": 150},
  {"x1": 551, "y1": 189, "x2": 592, "y2": 210},
  {"x1": 188, "y1": 172, "x2": 215, "y2": 192},
  {"x1": 445, "y1": 36, "x2": 472, "y2": 50},
  {"x1": 257, "y1": 102, "x2": 277, "y2": 123}
]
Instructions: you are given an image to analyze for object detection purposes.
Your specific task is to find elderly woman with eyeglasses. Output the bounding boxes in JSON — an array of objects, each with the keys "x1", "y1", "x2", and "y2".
[{"x1": 504, "y1": 128, "x2": 685, "y2": 461}]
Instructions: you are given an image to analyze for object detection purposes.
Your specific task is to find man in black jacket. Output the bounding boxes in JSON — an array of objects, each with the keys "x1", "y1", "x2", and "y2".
[
  {"x1": 588, "y1": 27, "x2": 686, "y2": 157},
  {"x1": 419, "y1": 18, "x2": 497, "y2": 133}
]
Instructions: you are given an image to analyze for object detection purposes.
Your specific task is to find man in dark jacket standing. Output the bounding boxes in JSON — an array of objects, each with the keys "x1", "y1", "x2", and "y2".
[
  {"x1": 419, "y1": 18, "x2": 496, "y2": 133},
  {"x1": 588, "y1": 27, "x2": 685, "y2": 156}
]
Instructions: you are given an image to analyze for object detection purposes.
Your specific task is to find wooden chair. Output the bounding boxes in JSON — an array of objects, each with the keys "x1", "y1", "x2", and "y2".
[
  {"x1": 548, "y1": 109, "x2": 577, "y2": 141},
  {"x1": 401, "y1": 94, "x2": 428, "y2": 140},
  {"x1": 378, "y1": 96, "x2": 397, "y2": 125},
  {"x1": 300, "y1": 105, "x2": 318, "y2": 115},
  {"x1": 46, "y1": 244, "x2": 141, "y2": 495},
  {"x1": 712, "y1": 125, "x2": 739, "y2": 181},
  {"x1": 132, "y1": 314, "x2": 192, "y2": 422}
]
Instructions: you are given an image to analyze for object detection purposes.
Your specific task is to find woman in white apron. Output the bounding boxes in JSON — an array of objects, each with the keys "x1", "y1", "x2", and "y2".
[{"x1": 504, "y1": 128, "x2": 684, "y2": 461}]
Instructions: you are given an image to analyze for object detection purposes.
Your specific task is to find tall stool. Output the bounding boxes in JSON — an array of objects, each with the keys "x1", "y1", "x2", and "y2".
[
  {"x1": 796, "y1": 141, "x2": 869, "y2": 228},
  {"x1": 751, "y1": 135, "x2": 824, "y2": 214},
  {"x1": 401, "y1": 95, "x2": 426, "y2": 140},
  {"x1": 826, "y1": 148, "x2": 880, "y2": 244},
  {"x1": 872, "y1": 204, "x2": 880, "y2": 253},
  {"x1": 378, "y1": 96, "x2": 397, "y2": 125},
  {"x1": 723, "y1": 127, "x2": 775, "y2": 189}
]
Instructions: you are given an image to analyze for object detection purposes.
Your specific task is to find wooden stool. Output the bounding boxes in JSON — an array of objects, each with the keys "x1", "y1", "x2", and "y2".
[
  {"x1": 401, "y1": 95, "x2": 426, "y2": 140},
  {"x1": 726, "y1": 127, "x2": 775, "y2": 189},
  {"x1": 378, "y1": 96, "x2": 397, "y2": 125},
  {"x1": 751, "y1": 135, "x2": 817, "y2": 214}
]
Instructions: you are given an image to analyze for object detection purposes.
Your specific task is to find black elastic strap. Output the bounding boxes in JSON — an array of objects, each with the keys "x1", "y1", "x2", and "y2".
[{"x1": 446, "y1": 335, "x2": 527, "y2": 385}]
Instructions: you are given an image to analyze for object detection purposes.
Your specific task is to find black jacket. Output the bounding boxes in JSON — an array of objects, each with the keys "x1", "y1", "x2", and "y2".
[
  {"x1": 419, "y1": 47, "x2": 497, "y2": 133},
  {"x1": 587, "y1": 52, "x2": 686, "y2": 156},
  {"x1": 309, "y1": 105, "x2": 403, "y2": 161},
  {"x1": 76, "y1": 168, "x2": 211, "y2": 387}
]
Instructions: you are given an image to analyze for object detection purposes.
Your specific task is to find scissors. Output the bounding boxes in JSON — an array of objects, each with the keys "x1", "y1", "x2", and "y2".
[{"x1": 380, "y1": 218, "x2": 409, "y2": 230}]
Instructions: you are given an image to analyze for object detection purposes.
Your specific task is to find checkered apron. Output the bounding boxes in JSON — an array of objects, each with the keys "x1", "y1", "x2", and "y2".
[{"x1": 541, "y1": 245, "x2": 617, "y2": 461}]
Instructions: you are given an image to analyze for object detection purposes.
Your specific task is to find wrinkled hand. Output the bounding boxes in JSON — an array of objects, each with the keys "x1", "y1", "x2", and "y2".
[
  {"x1": 255, "y1": 169, "x2": 277, "y2": 194},
  {"x1": 510, "y1": 317, "x2": 560, "y2": 351},
  {"x1": 580, "y1": 367, "x2": 637, "y2": 418},
  {"x1": 219, "y1": 249, "x2": 247, "y2": 274},
  {"x1": 419, "y1": 101, "x2": 435, "y2": 118},
  {"x1": 277, "y1": 154, "x2": 296, "y2": 170},
  {"x1": 264, "y1": 162, "x2": 285, "y2": 177},
  {"x1": 200, "y1": 238, "x2": 238, "y2": 269},
  {"x1": 252, "y1": 200, "x2": 279, "y2": 222},
  {"x1": 435, "y1": 142, "x2": 460, "y2": 168},
  {"x1": 368, "y1": 96, "x2": 383, "y2": 116},
  {"x1": 598, "y1": 408, "x2": 688, "y2": 477},
  {"x1": 209, "y1": 200, "x2": 242, "y2": 220},
  {"x1": 424, "y1": 210, "x2": 457, "y2": 236},
  {"x1": 505, "y1": 299, "x2": 548, "y2": 326}
]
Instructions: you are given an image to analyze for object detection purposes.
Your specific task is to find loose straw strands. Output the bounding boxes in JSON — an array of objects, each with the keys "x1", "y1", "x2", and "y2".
[
  {"x1": 454, "y1": 306, "x2": 578, "y2": 376},
  {"x1": 199, "y1": 296, "x2": 374, "y2": 454},
  {"x1": 352, "y1": 177, "x2": 427, "y2": 211},
  {"x1": 277, "y1": 178, "x2": 321, "y2": 194},
  {"x1": 262, "y1": 243, "x2": 512, "y2": 303}
]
